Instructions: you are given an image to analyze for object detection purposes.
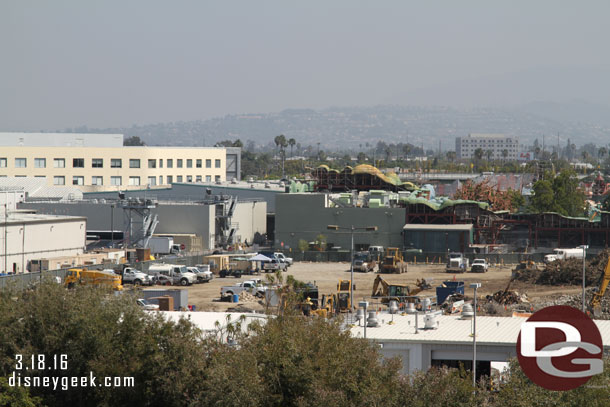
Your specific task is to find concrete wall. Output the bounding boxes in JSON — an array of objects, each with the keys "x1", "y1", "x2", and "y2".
[
  {"x1": 19, "y1": 200, "x2": 265, "y2": 251},
  {"x1": 275, "y1": 193, "x2": 406, "y2": 250},
  {"x1": 232, "y1": 201, "x2": 267, "y2": 244},
  {"x1": 1, "y1": 216, "x2": 86, "y2": 274},
  {"x1": 376, "y1": 341, "x2": 516, "y2": 375}
]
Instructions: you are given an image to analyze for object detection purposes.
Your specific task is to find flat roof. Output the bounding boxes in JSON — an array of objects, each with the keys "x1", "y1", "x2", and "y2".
[
  {"x1": 403, "y1": 224, "x2": 473, "y2": 231},
  {"x1": 350, "y1": 314, "x2": 610, "y2": 349},
  {"x1": 1, "y1": 213, "x2": 87, "y2": 226},
  {"x1": 159, "y1": 311, "x2": 268, "y2": 333}
]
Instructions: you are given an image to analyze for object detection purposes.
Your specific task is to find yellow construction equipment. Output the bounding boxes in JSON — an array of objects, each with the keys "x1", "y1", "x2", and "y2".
[
  {"x1": 311, "y1": 294, "x2": 337, "y2": 318},
  {"x1": 337, "y1": 280, "x2": 355, "y2": 312},
  {"x1": 379, "y1": 247, "x2": 407, "y2": 274},
  {"x1": 64, "y1": 268, "x2": 123, "y2": 291},
  {"x1": 590, "y1": 259, "x2": 610, "y2": 315},
  {"x1": 371, "y1": 275, "x2": 422, "y2": 304}
]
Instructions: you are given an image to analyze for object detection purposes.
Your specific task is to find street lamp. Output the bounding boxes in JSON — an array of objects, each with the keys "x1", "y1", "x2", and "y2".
[
  {"x1": 470, "y1": 282, "x2": 481, "y2": 387},
  {"x1": 328, "y1": 224, "x2": 378, "y2": 312},
  {"x1": 578, "y1": 245, "x2": 589, "y2": 312}
]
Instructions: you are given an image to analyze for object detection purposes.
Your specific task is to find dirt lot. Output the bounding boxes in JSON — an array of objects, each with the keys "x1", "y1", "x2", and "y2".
[{"x1": 157, "y1": 262, "x2": 583, "y2": 312}]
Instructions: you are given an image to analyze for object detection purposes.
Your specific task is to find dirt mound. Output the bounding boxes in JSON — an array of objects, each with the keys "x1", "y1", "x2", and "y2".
[{"x1": 515, "y1": 250, "x2": 610, "y2": 286}]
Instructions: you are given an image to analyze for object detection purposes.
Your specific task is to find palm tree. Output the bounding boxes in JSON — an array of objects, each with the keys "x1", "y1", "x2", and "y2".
[
  {"x1": 485, "y1": 149, "x2": 493, "y2": 161},
  {"x1": 288, "y1": 138, "x2": 296, "y2": 157},
  {"x1": 502, "y1": 149, "x2": 508, "y2": 161}
]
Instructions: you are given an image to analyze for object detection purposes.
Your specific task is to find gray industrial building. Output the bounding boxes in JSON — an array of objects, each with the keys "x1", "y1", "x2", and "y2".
[
  {"x1": 83, "y1": 181, "x2": 283, "y2": 212},
  {"x1": 275, "y1": 193, "x2": 405, "y2": 250},
  {"x1": 19, "y1": 199, "x2": 266, "y2": 251},
  {"x1": 403, "y1": 224, "x2": 473, "y2": 253}
]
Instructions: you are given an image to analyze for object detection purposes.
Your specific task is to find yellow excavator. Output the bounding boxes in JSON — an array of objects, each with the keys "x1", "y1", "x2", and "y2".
[
  {"x1": 371, "y1": 275, "x2": 426, "y2": 304},
  {"x1": 590, "y1": 259, "x2": 610, "y2": 316}
]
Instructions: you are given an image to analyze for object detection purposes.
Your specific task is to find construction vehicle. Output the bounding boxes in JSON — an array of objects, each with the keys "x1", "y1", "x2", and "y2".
[
  {"x1": 379, "y1": 247, "x2": 407, "y2": 274},
  {"x1": 446, "y1": 252, "x2": 469, "y2": 273},
  {"x1": 371, "y1": 275, "x2": 424, "y2": 304},
  {"x1": 311, "y1": 294, "x2": 337, "y2": 318},
  {"x1": 337, "y1": 280, "x2": 355, "y2": 312},
  {"x1": 590, "y1": 258, "x2": 610, "y2": 316},
  {"x1": 64, "y1": 268, "x2": 123, "y2": 291}
]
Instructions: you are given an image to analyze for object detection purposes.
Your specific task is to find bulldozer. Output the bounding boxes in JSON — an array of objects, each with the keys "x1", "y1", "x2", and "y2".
[
  {"x1": 379, "y1": 247, "x2": 407, "y2": 274},
  {"x1": 371, "y1": 275, "x2": 424, "y2": 304},
  {"x1": 590, "y1": 258, "x2": 610, "y2": 316}
]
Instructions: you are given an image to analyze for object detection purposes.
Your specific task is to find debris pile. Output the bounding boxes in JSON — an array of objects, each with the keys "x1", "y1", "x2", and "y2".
[
  {"x1": 536, "y1": 289, "x2": 610, "y2": 320},
  {"x1": 239, "y1": 291, "x2": 258, "y2": 302},
  {"x1": 487, "y1": 290, "x2": 528, "y2": 305},
  {"x1": 515, "y1": 250, "x2": 610, "y2": 286}
]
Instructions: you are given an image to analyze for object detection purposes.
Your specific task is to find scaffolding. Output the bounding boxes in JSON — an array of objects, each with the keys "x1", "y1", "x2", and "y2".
[{"x1": 120, "y1": 198, "x2": 159, "y2": 248}]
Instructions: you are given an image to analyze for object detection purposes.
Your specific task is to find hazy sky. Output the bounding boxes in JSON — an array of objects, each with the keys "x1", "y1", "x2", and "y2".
[{"x1": 2, "y1": 1, "x2": 610, "y2": 130}]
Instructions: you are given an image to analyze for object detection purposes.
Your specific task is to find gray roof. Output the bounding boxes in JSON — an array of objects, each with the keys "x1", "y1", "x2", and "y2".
[
  {"x1": 0, "y1": 132, "x2": 123, "y2": 147},
  {"x1": 350, "y1": 314, "x2": 610, "y2": 350},
  {"x1": 0, "y1": 177, "x2": 83, "y2": 200}
]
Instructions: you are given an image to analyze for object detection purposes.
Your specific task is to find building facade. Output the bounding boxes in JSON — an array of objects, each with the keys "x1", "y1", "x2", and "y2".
[
  {"x1": 0, "y1": 132, "x2": 241, "y2": 190},
  {"x1": 0, "y1": 213, "x2": 86, "y2": 274},
  {"x1": 0, "y1": 146, "x2": 228, "y2": 190},
  {"x1": 455, "y1": 134, "x2": 520, "y2": 160}
]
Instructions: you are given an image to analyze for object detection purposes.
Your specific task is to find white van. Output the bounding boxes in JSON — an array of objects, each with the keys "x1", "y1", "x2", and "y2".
[{"x1": 148, "y1": 264, "x2": 196, "y2": 286}]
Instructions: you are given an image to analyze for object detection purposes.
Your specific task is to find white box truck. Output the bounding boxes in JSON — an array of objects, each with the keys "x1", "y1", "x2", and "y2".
[{"x1": 148, "y1": 236, "x2": 182, "y2": 255}]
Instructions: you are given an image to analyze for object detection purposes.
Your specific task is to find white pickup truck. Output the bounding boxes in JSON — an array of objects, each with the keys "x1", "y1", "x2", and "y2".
[
  {"x1": 470, "y1": 259, "x2": 489, "y2": 273},
  {"x1": 221, "y1": 279, "x2": 268, "y2": 298},
  {"x1": 262, "y1": 259, "x2": 287, "y2": 272},
  {"x1": 121, "y1": 267, "x2": 155, "y2": 286}
]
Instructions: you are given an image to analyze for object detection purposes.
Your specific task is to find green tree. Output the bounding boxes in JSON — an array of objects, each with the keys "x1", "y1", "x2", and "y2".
[
  {"x1": 288, "y1": 138, "x2": 296, "y2": 157},
  {"x1": 314, "y1": 234, "x2": 327, "y2": 251},
  {"x1": 297, "y1": 239, "x2": 309, "y2": 252},
  {"x1": 528, "y1": 170, "x2": 585, "y2": 216},
  {"x1": 123, "y1": 136, "x2": 145, "y2": 146},
  {"x1": 357, "y1": 152, "x2": 367, "y2": 162}
]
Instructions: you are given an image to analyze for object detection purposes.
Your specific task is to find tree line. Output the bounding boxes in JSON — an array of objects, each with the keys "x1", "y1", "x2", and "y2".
[{"x1": 1, "y1": 281, "x2": 610, "y2": 406}]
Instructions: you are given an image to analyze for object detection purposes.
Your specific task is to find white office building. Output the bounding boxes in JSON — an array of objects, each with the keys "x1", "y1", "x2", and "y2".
[{"x1": 455, "y1": 134, "x2": 520, "y2": 160}]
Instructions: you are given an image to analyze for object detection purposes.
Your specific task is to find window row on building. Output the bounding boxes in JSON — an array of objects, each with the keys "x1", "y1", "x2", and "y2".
[
  {"x1": 0, "y1": 157, "x2": 222, "y2": 169},
  {"x1": 45, "y1": 174, "x2": 223, "y2": 186}
]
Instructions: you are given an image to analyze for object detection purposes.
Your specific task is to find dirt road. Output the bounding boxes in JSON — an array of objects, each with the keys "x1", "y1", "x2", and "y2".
[{"x1": 157, "y1": 262, "x2": 582, "y2": 312}]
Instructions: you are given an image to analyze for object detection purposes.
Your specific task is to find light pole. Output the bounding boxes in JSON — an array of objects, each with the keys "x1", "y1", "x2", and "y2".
[
  {"x1": 328, "y1": 224, "x2": 378, "y2": 312},
  {"x1": 579, "y1": 245, "x2": 588, "y2": 312},
  {"x1": 470, "y1": 282, "x2": 481, "y2": 387}
]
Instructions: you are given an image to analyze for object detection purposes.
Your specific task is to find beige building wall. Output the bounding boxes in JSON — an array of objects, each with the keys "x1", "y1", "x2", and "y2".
[
  {"x1": 0, "y1": 146, "x2": 227, "y2": 189},
  {"x1": 1, "y1": 215, "x2": 86, "y2": 274}
]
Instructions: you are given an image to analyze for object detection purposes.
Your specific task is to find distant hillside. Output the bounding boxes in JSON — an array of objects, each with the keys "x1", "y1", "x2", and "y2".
[{"x1": 61, "y1": 105, "x2": 610, "y2": 151}]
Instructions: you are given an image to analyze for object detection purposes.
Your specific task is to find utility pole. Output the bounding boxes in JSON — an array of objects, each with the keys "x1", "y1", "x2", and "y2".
[{"x1": 4, "y1": 204, "x2": 7, "y2": 274}]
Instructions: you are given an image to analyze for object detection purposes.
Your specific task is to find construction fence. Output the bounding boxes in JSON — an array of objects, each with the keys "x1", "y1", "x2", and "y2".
[{"x1": 276, "y1": 250, "x2": 560, "y2": 266}]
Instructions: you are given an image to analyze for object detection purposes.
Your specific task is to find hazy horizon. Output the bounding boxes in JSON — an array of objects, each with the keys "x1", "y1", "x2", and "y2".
[{"x1": 2, "y1": 1, "x2": 610, "y2": 131}]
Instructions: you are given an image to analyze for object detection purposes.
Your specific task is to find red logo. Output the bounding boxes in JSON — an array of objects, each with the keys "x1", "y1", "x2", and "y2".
[{"x1": 517, "y1": 306, "x2": 603, "y2": 391}]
